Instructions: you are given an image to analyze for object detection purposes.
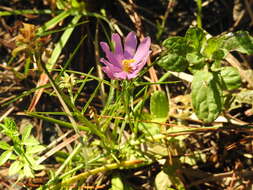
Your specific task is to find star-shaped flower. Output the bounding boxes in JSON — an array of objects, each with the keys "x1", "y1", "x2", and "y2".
[{"x1": 100, "y1": 32, "x2": 151, "y2": 80}]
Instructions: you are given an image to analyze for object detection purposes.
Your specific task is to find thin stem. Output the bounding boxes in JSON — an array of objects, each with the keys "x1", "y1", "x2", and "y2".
[{"x1": 195, "y1": 0, "x2": 202, "y2": 28}]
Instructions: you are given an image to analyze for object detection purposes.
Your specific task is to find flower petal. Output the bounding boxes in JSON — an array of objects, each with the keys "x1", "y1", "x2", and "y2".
[
  {"x1": 128, "y1": 50, "x2": 151, "y2": 79},
  {"x1": 124, "y1": 32, "x2": 137, "y2": 59},
  {"x1": 136, "y1": 50, "x2": 151, "y2": 71},
  {"x1": 133, "y1": 37, "x2": 151, "y2": 63},
  {"x1": 114, "y1": 71, "x2": 128, "y2": 80},
  {"x1": 100, "y1": 58, "x2": 122, "y2": 72},
  {"x1": 100, "y1": 42, "x2": 121, "y2": 66},
  {"x1": 102, "y1": 66, "x2": 115, "y2": 79},
  {"x1": 112, "y1": 33, "x2": 123, "y2": 55}
]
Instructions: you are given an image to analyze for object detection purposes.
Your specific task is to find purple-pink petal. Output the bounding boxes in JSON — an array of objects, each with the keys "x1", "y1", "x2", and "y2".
[
  {"x1": 112, "y1": 33, "x2": 123, "y2": 55},
  {"x1": 102, "y1": 66, "x2": 115, "y2": 79},
  {"x1": 124, "y1": 32, "x2": 137, "y2": 59},
  {"x1": 114, "y1": 71, "x2": 128, "y2": 80},
  {"x1": 100, "y1": 58, "x2": 121, "y2": 72},
  {"x1": 133, "y1": 37, "x2": 151, "y2": 63},
  {"x1": 100, "y1": 42, "x2": 121, "y2": 66}
]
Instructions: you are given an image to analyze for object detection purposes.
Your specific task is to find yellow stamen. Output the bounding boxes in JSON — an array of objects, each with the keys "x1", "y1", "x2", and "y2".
[{"x1": 122, "y1": 59, "x2": 135, "y2": 73}]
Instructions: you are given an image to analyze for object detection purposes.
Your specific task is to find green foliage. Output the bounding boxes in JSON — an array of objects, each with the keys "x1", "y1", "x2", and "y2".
[
  {"x1": 150, "y1": 91, "x2": 169, "y2": 119},
  {"x1": 0, "y1": 118, "x2": 45, "y2": 179},
  {"x1": 191, "y1": 71, "x2": 223, "y2": 123},
  {"x1": 156, "y1": 27, "x2": 253, "y2": 122}
]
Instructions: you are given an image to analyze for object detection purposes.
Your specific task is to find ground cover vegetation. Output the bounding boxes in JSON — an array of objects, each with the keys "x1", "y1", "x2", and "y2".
[{"x1": 1, "y1": 0, "x2": 253, "y2": 189}]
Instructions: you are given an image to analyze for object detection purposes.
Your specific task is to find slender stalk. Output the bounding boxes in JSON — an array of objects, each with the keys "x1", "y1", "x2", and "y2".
[{"x1": 195, "y1": 0, "x2": 202, "y2": 28}]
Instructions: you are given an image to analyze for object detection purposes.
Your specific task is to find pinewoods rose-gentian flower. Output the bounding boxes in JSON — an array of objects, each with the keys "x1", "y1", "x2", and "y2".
[{"x1": 100, "y1": 32, "x2": 151, "y2": 80}]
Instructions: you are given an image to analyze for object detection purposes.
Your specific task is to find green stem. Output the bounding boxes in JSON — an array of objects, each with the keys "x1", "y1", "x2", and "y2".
[
  {"x1": 49, "y1": 160, "x2": 147, "y2": 189},
  {"x1": 195, "y1": 0, "x2": 202, "y2": 28}
]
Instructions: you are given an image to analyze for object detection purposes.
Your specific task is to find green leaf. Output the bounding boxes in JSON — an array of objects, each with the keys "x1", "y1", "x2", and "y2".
[
  {"x1": 185, "y1": 27, "x2": 206, "y2": 51},
  {"x1": 162, "y1": 37, "x2": 188, "y2": 54},
  {"x1": 186, "y1": 52, "x2": 204, "y2": 65},
  {"x1": 21, "y1": 124, "x2": 33, "y2": 141},
  {"x1": 150, "y1": 91, "x2": 169, "y2": 119},
  {"x1": 223, "y1": 31, "x2": 253, "y2": 54},
  {"x1": 22, "y1": 136, "x2": 39, "y2": 146},
  {"x1": 156, "y1": 53, "x2": 189, "y2": 72},
  {"x1": 0, "y1": 150, "x2": 13, "y2": 166},
  {"x1": 24, "y1": 164, "x2": 34, "y2": 178},
  {"x1": 202, "y1": 37, "x2": 225, "y2": 59},
  {"x1": 110, "y1": 173, "x2": 124, "y2": 190},
  {"x1": 3, "y1": 117, "x2": 18, "y2": 134},
  {"x1": 155, "y1": 170, "x2": 172, "y2": 190},
  {"x1": 9, "y1": 160, "x2": 23, "y2": 176},
  {"x1": 191, "y1": 71, "x2": 223, "y2": 122},
  {"x1": 26, "y1": 145, "x2": 45, "y2": 154},
  {"x1": 0, "y1": 141, "x2": 11, "y2": 150},
  {"x1": 220, "y1": 67, "x2": 241, "y2": 90}
]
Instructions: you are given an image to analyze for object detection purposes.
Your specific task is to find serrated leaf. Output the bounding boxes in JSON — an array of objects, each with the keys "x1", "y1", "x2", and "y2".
[
  {"x1": 157, "y1": 53, "x2": 189, "y2": 72},
  {"x1": 150, "y1": 91, "x2": 169, "y2": 119},
  {"x1": 22, "y1": 124, "x2": 33, "y2": 141},
  {"x1": 220, "y1": 67, "x2": 241, "y2": 90},
  {"x1": 185, "y1": 27, "x2": 206, "y2": 51},
  {"x1": 9, "y1": 160, "x2": 23, "y2": 176},
  {"x1": 191, "y1": 71, "x2": 223, "y2": 123},
  {"x1": 0, "y1": 150, "x2": 13, "y2": 166},
  {"x1": 0, "y1": 141, "x2": 11, "y2": 150},
  {"x1": 223, "y1": 31, "x2": 253, "y2": 54}
]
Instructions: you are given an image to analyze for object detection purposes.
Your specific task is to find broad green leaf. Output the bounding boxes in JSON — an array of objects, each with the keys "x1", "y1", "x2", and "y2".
[
  {"x1": 191, "y1": 71, "x2": 223, "y2": 122},
  {"x1": 185, "y1": 27, "x2": 206, "y2": 51},
  {"x1": 0, "y1": 141, "x2": 11, "y2": 150},
  {"x1": 223, "y1": 31, "x2": 253, "y2": 55},
  {"x1": 155, "y1": 170, "x2": 172, "y2": 190},
  {"x1": 21, "y1": 124, "x2": 33, "y2": 141},
  {"x1": 186, "y1": 52, "x2": 204, "y2": 65},
  {"x1": 110, "y1": 173, "x2": 124, "y2": 190},
  {"x1": 9, "y1": 160, "x2": 23, "y2": 176},
  {"x1": 156, "y1": 53, "x2": 188, "y2": 72},
  {"x1": 150, "y1": 91, "x2": 169, "y2": 119},
  {"x1": 220, "y1": 67, "x2": 241, "y2": 90},
  {"x1": 0, "y1": 150, "x2": 13, "y2": 166},
  {"x1": 162, "y1": 37, "x2": 188, "y2": 54},
  {"x1": 202, "y1": 37, "x2": 225, "y2": 59}
]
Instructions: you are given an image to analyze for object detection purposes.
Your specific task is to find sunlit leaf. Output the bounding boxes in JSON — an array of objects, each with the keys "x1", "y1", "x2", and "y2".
[
  {"x1": 0, "y1": 150, "x2": 13, "y2": 166},
  {"x1": 150, "y1": 91, "x2": 169, "y2": 120},
  {"x1": 9, "y1": 160, "x2": 23, "y2": 176},
  {"x1": 220, "y1": 66, "x2": 241, "y2": 90},
  {"x1": 0, "y1": 141, "x2": 11, "y2": 150},
  {"x1": 191, "y1": 71, "x2": 223, "y2": 122}
]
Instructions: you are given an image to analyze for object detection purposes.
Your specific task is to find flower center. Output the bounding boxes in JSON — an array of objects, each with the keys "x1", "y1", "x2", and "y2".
[{"x1": 122, "y1": 59, "x2": 135, "y2": 73}]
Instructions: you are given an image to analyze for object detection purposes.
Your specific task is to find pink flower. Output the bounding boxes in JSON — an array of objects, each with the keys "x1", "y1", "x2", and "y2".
[{"x1": 100, "y1": 32, "x2": 151, "y2": 80}]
